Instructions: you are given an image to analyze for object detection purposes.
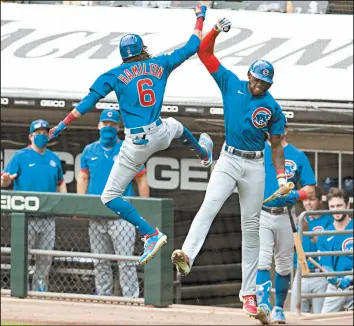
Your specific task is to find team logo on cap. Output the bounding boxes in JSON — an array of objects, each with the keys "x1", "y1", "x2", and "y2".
[
  {"x1": 342, "y1": 238, "x2": 353, "y2": 252},
  {"x1": 252, "y1": 107, "x2": 271, "y2": 128},
  {"x1": 312, "y1": 226, "x2": 324, "y2": 232},
  {"x1": 50, "y1": 160, "x2": 56, "y2": 167},
  {"x1": 107, "y1": 111, "x2": 113, "y2": 117},
  {"x1": 263, "y1": 69, "x2": 269, "y2": 76},
  {"x1": 285, "y1": 159, "x2": 297, "y2": 179}
]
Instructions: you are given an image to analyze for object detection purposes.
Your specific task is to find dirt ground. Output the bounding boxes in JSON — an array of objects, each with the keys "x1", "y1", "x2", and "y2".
[{"x1": 1, "y1": 296, "x2": 353, "y2": 325}]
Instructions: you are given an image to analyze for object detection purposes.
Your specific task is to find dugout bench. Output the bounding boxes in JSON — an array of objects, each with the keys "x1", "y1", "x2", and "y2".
[{"x1": 0, "y1": 190, "x2": 174, "y2": 307}]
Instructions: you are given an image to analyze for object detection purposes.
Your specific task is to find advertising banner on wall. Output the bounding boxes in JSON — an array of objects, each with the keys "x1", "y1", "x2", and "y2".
[{"x1": 1, "y1": 3, "x2": 353, "y2": 103}]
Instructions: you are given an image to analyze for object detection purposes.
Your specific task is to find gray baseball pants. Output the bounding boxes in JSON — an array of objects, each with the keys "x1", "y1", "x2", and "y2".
[
  {"x1": 181, "y1": 149, "x2": 265, "y2": 297},
  {"x1": 321, "y1": 283, "x2": 353, "y2": 313},
  {"x1": 89, "y1": 218, "x2": 139, "y2": 297},
  {"x1": 27, "y1": 216, "x2": 55, "y2": 291}
]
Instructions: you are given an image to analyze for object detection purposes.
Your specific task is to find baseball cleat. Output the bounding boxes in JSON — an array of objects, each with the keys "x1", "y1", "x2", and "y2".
[
  {"x1": 171, "y1": 249, "x2": 191, "y2": 276},
  {"x1": 198, "y1": 133, "x2": 213, "y2": 167},
  {"x1": 241, "y1": 295, "x2": 258, "y2": 317},
  {"x1": 256, "y1": 303, "x2": 272, "y2": 324},
  {"x1": 271, "y1": 306, "x2": 286, "y2": 324},
  {"x1": 139, "y1": 228, "x2": 167, "y2": 265}
]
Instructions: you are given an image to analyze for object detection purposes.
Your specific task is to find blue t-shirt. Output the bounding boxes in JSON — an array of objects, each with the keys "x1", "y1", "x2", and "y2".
[
  {"x1": 263, "y1": 143, "x2": 316, "y2": 206},
  {"x1": 294, "y1": 214, "x2": 334, "y2": 269},
  {"x1": 4, "y1": 147, "x2": 64, "y2": 192},
  {"x1": 317, "y1": 219, "x2": 353, "y2": 272},
  {"x1": 88, "y1": 35, "x2": 200, "y2": 129},
  {"x1": 80, "y1": 140, "x2": 146, "y2": 196},
  {"x1": 210, "y1": 65, "x2": 285, "y2": 151}
]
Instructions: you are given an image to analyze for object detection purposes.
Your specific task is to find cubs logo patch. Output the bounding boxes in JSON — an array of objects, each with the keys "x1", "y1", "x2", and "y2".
[
  {"x1": 107, "y1": 111, "x2": 113, "y2": 117},
  {"x1": 50, "y1": 160, "x2": 56, "y2": 167},
  {"x1": 342, "y1": 237, "x2": 353, "y2": 252},
  {"x1": 252, "y1": 107, "x2": 271, "y2": 128},
  {"x1": 312, "y1": 226, "x2": 324, "y2": 232},
  {"x1": 263, "y1": 69, "x2": 269, "y2": 76},
  {"x1": 285, "y1": 160, "x2": 297, "y2": 179}
]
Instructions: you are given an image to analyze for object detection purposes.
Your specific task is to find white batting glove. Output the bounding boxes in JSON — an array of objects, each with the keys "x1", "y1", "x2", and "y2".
[{"x1": 214, "y1": 18, "x2": 232, "y2": 33}]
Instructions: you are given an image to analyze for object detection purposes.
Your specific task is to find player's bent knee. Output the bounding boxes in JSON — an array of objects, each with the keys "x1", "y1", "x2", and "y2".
[
  {"x1": 258, "y1": 258, "x2": 272, "y2": 271},
  {"x1": 275, "y1": 267, "x2": 292, "y2": 276}
]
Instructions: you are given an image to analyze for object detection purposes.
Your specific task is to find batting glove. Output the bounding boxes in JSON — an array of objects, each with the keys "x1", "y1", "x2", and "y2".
[
  {"x1": 267, "y1": 190, "x2": 299, "y2": 207},
  {"x1": 49, "y1": 121, "x2": 66, "y2": 140},
  {"x1": 195, "y1": 5, "x2": 207, "y2": 20},
  {"x1": 214, "y1": 18, "x2": 232, "y2": 33}
]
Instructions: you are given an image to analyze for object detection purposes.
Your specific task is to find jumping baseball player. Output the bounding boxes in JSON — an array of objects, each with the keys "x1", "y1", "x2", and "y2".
[
  {"x1": 48, "y1": 6, "x2": 213, "y2": 265},
  {"x1": 290, "y1": 186, "x2": 333, "y2": 314},
  {"x1": 171, "y1": 18, "x2": 286, "y2": 317},
  {"x1": 317, "y1": 187, "x2": 353, "y2": 313},
  {"x1": 255, "y1": 119, "x2": 316, "y2": 324},
  {"x1": 77, "y1": 109, "x2": 149, "y2": 297},
  {"x1": 1, "y1": 119, "x2": 67, "y2": 291}
]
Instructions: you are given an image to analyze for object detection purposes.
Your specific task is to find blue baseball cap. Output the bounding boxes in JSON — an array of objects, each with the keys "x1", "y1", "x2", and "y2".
[
  {"x1": 30, "y1": 119, "x2": 50, "y2": 134},
  {"x1": 99, "y1": 109, "x2": 120, "y2": 123}
]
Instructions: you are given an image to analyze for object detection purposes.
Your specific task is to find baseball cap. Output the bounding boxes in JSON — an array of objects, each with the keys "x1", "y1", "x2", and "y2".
[
  {"x1": 323, "y1": 177, "x2": 339, "y2": 193},
  {"x1": 30, "y1": 119, "x2": 50, "y2": 134},
  {"x1": 284, "y1": 115, "x2": 288, "y2": 128},
  {"x1": 99, "y1": 110, "x2": 120, "y2": 123}
]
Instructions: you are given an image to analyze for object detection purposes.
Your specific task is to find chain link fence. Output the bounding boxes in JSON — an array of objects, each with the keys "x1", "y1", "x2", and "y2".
[{"x1": 1, "y1": 213, "x2": 145, "y2": 298}]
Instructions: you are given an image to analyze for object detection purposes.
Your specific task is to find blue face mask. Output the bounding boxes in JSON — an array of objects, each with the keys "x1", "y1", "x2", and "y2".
[
  {"x1": 33, "y1": 134, "x2": 49, "y2": 148},
  {"x1": 99, "y1": 126, "x2": 118, "y2": 147}
]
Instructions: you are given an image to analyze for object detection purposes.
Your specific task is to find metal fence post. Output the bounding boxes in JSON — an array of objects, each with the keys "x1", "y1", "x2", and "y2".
[
  {"x1": 10, "y1": 212, "x2": 28, "y2": 298},
  {"x1": 132, "y1": 198, "x2": 174, "y2": 307}
]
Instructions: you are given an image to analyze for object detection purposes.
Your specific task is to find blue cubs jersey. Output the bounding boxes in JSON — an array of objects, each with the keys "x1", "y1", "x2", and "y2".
[
  {"x1": 4, "y1": 147, "x2": 64, "y2": 192},
  {"x1": 210, "y1": 65, "x2": 285, "y2": 151},
  {"x1": 317, "y1": 219, "x2": 353, "y2": 272},
  {"x1": 89, "y1": 35, "x2": 200, "y2": 129},
  {"x1": 80, "y1": 140, "x2": 146, "y2": 196},
  {"x1": 294, "y1": 214, "x2": 334, "y2": 269},
  {"x1": 263, "y1": 143, "x2": 316, "y2": 207}
]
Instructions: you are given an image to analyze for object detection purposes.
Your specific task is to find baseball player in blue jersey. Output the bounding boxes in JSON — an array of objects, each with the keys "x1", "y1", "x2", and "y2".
[
  {"x1": 317, "y1": 187, "x2": 353, "y2": 313},
  {"x1": 48, "y1": 6, "x2": 213, "y2": 265},
  {"x1": 171, "y1": 18, "x2": 286, "y2": 317},
  {"x1": 290, "y1": 186, "x2": 333, "y2": 314},
  {"x1": 77, "y1": 110, "x2": 149, "y2": 297},
  {"x1": 1, "y1": 119, "x2": 67, "y2": 291}
]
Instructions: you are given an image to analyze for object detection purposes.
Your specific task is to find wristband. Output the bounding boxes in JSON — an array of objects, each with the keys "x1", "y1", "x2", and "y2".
[
  {"x1": 63, "y1": 112, "x2": 76, "y2": 125},
  {"x1": 297, "y1": 189, "x2": 307, "y2": 201},
  {"x1": 195, "y1": 17, "x2": 204, "y2": 32}
]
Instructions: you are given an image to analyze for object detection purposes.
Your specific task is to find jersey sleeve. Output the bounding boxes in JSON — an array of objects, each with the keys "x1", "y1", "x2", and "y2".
[
  {"x1": 89, "y1": 70, "x2": 117, "y2": 98},
  {"x1": 298, "y1": 152, "x2": 316, "y2": 187},
  {"x1": 210, "y1": 65, "x2": 238, "y2": 95},
  {"x1": 159, "y1": 34, "x2": 200, "y2": 75},
  {"x1": 3, "y1": 152, "x2": 21, "y2": 177},
  {"x1": 317, "y1": 235, "x2": 333, "y2": 269},
  {"x1": 268, "y1": 106, "x2": 285, "y2": 135},
  {"x1": 80, "y1": 147, "x2": 89, "y2": 173},
  {"x1": 135, "y1": 164, "x2": 146, "y2": 179}
]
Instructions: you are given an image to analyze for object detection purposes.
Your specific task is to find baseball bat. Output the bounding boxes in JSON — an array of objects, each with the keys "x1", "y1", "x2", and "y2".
[
  {"x1": 287, "y1": 206, "x2": 310, "y2": 275},
  {"x1": 307, "y1": 257, "x2": 327, "y2": 273},
  {"x1": 263, "y1": 182, "x2": 295, "y2": 205}
]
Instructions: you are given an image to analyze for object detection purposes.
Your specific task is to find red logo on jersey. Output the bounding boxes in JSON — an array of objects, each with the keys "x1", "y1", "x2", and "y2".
[
  {"x1": 285, "y1": 159, "x2": 297, "y2": 179},
  {"x1": 252, "y1": 107, "x2": 271, "y2": 128},
  {"x1": 342, "y1": 238, "x2": 353, "y2": 252},
  {"x1": 313, "y1": 226, "x2": 324, "y2": 232}
]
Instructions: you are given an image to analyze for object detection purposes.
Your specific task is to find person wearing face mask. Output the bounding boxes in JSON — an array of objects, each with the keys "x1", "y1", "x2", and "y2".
[
  {"x1": 1, "y1": 119, "x2": 67, "y2": 292},
  {"x1": 317, "y1": 187, "x2": 353, "y2": 313},
  {"x1": 77, "y1": 109, "x2": 149, "y2": 298}
]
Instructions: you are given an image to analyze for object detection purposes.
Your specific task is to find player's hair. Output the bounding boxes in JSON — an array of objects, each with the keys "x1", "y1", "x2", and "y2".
[
  {"x1": 327, "y1": 187, "x2": 349, "y2": 204},
  {"x1": 314, "y1": 186, "x2": 323, "y2": 200},
  {"x1": 123, "y1": 46, "x2": 152, "y2": 63}
]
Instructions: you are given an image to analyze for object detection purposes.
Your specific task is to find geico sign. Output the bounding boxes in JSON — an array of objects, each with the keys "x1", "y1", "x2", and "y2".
[
  {"x1": 40, "y1": 100, "x2": 65, "y2": 107},
  {"x1": 1, "y1": 98, "x2": 9, "y2": 105},
  {"x1": 161, "y1": 105, "x2": 178, "y2": 113},
  {"x1": 210, "y1": 107, "x2": 223, "y2": 115},
  {"x1": 96, "y1": 102, "x2": 119, "y2": 110},
  {"x1": 1, "y1": 195, "x2": 39, "y2": 211}
]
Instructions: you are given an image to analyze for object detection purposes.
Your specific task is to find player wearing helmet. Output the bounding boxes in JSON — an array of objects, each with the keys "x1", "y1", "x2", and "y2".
[
  {"x1": 48, "y1": 6, "x2": 213, "y2": 266},
  {"x1": 171, "y1": 18, "x2": 286, "y2": 318}
]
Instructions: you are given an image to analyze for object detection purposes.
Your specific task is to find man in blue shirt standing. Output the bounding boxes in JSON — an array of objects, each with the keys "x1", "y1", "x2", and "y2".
[
  {"x1": 48, "y1": 6, "x2": 213, "y2": 265},
  {"x1": 1, "y1": 119, "x2": 67, "y2": 291},
  {"x1": 77, "y1": 110, "x2": 149, "y2": 298}
]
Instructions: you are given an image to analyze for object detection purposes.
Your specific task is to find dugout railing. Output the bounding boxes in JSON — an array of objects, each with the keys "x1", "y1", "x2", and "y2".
[
  {"x1": 295, "y1": 209, "x2": 353, "y2": 315},
  {"x1": 0, "y1": 190, "x2": 174, "y2": 307}
]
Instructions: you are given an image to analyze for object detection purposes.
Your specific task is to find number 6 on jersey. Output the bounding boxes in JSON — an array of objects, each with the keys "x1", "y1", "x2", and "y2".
[{"x1": 137, "y1": 78, "x2": 156, "y2": 107}]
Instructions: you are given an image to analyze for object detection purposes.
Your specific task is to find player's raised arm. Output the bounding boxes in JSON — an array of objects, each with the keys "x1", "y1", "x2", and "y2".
[
  {"x1": 161, "y1": 6, "x2": 207, "y2": 74},
  {"x1": 48, "y1": 72, "x2": 116, "y2": 140},
  {"x1": 198, "y1": 18, "x2": 232, "y2": 74}
]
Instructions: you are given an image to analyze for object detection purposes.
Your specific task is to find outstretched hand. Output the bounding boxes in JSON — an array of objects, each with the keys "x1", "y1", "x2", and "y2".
[{"x1": 214, "y1": 17, "x2": 232, "y2": 33}]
